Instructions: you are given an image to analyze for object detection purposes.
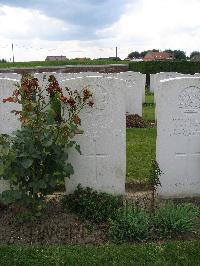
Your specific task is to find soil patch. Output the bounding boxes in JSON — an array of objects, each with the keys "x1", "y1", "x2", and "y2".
[
  {"x1": 126, "y1": 114, "x2": 156, "y2": 128},
  {"x1": 0, "y1": 192, "x2": 199, "y2": 245},
  {"x1": 0, "y1": 195, "x2": 107, "y2": 245}
]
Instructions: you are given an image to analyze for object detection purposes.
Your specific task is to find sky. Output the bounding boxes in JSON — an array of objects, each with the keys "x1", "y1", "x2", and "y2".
[{"x1": 0, "y1": 0, "x2": 199, "y2": 61}]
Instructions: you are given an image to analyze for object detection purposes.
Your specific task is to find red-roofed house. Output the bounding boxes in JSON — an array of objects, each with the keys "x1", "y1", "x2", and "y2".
[{"x1": 143, "y1": 51, "x2": 172, "y2": 61}]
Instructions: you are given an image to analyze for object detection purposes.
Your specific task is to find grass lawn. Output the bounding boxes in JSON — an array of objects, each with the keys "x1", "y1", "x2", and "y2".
[
  {"x1": 0, "y1": 60, "x2": 127, "y2": 69},
  {"x1": 145, "y1": 93, "x2": 154, "y2": 104},
  {"x1": 143, "y1": 105, "x2": 155, "y2": 122},
  {"x1": 143, "y1": 92, "x2": 155, "y2": 122},
  {"x1": 126, "y1": 93, "x2": 156, "y2": 182},
  {"x1": 126, "y1": 128, "x2": 156, "y2": 182},
  {"x1": 0, "y1": 241, "x2": 199, "y2": 266}
]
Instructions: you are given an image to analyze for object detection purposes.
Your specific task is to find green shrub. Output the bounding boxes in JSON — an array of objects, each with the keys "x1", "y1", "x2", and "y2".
[
  {"x1": 0, "y1": 75, "x2": 93, "y2": 219},
  {"x1": 129, "y1": 60, "x2": 200, "y2": 87},
  {"x1": 62, "y1": 185, "x2": 123, "y2": 223},
  {"x1": 154, "y1": 201, "x2": 199, "y2": 238},
  {"x1": 129, "y1": 60, "x2": 200, "y2": 75},
  {"x1": 109, "y1": 205, "x2": 150, "y2": 242}
]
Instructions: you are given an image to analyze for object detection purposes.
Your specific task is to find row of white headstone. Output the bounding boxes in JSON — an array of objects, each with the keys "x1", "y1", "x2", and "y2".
[
  {"x1": 1, "y1": 72, "x2": 200, "y2": 198},
  {"x1": 0, "y1": 71, "x2": 145, "y2": 196}
]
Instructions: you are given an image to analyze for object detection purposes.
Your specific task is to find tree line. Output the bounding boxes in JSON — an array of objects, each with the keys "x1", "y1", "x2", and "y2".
[{"x1": 127, "y1": 50, "x2": 200, "y2": 60}]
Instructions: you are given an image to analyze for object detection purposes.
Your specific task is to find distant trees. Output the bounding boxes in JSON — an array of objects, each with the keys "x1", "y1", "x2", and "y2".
[
  {"x1": 190, "y1": 51, "x2": 200, "y2": 59},
  {"x1": 164, "y1": 49, "x2": 174, "y2": 56},
  {"x1": 173, "y1": 50, "x2": 186, "y2": 60},
  {"x1": 127, "y1": 49, "x2": 187, "y2": 60},
  {"x1": 0, "y1": 59, "x2": 7, "y2": 63},
  {"x1": 164, "y1": 49, "x2": 186, "y2": 60},
  {"x1": 128, "y1": 49, "x2": 159, "y2": 59},
  {"x1": 128, "y1": 51, "x2": 141, "y2": 59},
  {"x1": 139, "y1": 51, "x2": 148, "y2": 58}
]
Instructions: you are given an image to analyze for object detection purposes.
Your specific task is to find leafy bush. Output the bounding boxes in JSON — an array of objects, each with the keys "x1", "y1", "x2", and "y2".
[
  {"x1": 62, "y1": 185, "x2": 123, "y2": 223},
  {"x1": 154, "y1": 201, "x2": 199, "y2": 238},
  {"x1": 0, "y1": 74, "x2": 93, "y2": 219},
  {"x1": 148, "y1": 160, "x2": 161, "y2": 213},
  {"x1": 109, "y1": 205, "x2": 150, "y2": 242}
]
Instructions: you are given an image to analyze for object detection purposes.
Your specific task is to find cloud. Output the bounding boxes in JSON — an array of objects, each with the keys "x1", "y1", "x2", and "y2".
[
  {"x1": 0, "y1": 0, "x2": 199, "y2": 61},
  {"x1": 0, "y1": 0, "x2": 131, "y2": 36},
  {"x1": 97, "y1": 0, "x2": 200, "y2": 55},
  {"x1": 0, "y1": 5, "x2": 78, "y2": 41}
]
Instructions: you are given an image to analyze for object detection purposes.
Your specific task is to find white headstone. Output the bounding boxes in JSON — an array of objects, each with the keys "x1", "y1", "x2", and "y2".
[
  {"x1": 154, "y1": 73, "x2": 200, "y2": 119},
  {"x1": 153, "y1": 72, "x2": 200, "y2": 102},
  {"x1": 0, "y1": 79, "x2": 21, "y2": 134},
  {"x1": 0, "y1": 78, "x2": 21, "y2": 193},
  {"x1": 153, "y1": 72, "x2": 180, "y2": 101},
  {"x1": 116, "y1": 72, "x2": 145, "y2": 116},
  {"x1": 0, "y1": 73, "x2": 21, "y2": 81},
  {"x1": 61, "y1": 76, "x2": 126, "y2": 195},
  {"x1": 150, "y1": 74, "x2": 156, "y2": 93},
  {"x1": 156, "y1": 77, "x2": 200, "y2": 198}
]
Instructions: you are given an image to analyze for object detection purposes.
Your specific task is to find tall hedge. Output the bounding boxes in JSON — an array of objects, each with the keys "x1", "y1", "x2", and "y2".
[
  {"x1": 129, "y1": 60, "x2": 200, "y2": 74},
  {"x1": 129, "y1": 60, "x2": 200, "y2": 87}
]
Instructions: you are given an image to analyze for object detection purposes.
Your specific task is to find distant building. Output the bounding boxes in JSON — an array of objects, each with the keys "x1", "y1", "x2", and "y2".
[
  {"x1": 143, "y1": 51, "x2": 172, "y2": 61},
  {"x1": 45, "y1": 56, "x2": 67, "y2": 61},
  {"x1": 191, "y1": 55, "x2": 200, "y2": 62}
]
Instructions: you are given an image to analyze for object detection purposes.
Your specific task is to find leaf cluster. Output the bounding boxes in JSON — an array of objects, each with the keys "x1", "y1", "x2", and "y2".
[
  {"x1": 0, "y1": 74, "x2": 93, "y2": 219},
  {"x1": 62, "y1": 184, "x2": 123, "y2": 223}
]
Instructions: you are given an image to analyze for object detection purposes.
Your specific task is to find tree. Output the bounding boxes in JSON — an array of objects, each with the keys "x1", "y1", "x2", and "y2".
[
  {"x1": 140, "y1": 51, "x2": 149, "y2": 58},
  {"x1": 190, "y1": 51, "x2": 200, "y2": 59},
  {"x1": 128, "y1": 51, "x2": 141, "y2": 59},
  {"x1": 164, "y1": 49, "x2": 174, "y2": 57},
  {"x1": 173, "y1": 50, "x2": 186, "y2": 60}
]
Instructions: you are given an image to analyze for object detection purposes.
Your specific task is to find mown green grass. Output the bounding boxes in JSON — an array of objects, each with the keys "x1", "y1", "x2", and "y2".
[
  {"x1": 0, "y1": 60, "x2": 128, "y2": 69},
  {"x1": 0, "y1": 241, "x2": 199, "y2": 266},
  {"x1": 143, "y1": 92, "x2": 155, "y2": 121},
  {"x1": 143, "y1": 105, "x2": 155, "y2": 121},
  {"x1": 126, "y1": 128, "x2": 156, "y2": 182},
  {"x1": 145, "y1": 93, "x2": 154, "y2": 104}
]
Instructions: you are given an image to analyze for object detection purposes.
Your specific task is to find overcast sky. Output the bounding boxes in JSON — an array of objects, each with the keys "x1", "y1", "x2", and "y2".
[{"x1": 0, "y1": 0, "x2": 199, "y2": 61}]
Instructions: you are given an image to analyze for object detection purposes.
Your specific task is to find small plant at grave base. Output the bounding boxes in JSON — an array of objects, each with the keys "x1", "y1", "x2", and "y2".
[
  {"x1": 62, "y1": 185, "x2": 123, "y2": 223},
  {"x1": 126, "y1": 114, "x2": 148, "y2": 128},
  {"x1": 108, "y1": 204, "x2": 150, "y2": 243},
  {"x1": 148, "y1": 160, "x2": 162, "y2": 213},
  {"x1": 0, "y1": 74, "x2": 94, "y2": 220},
  {"x1": 153, "y1": 201, "x2": 199, "y2": 238},
  {"x1": 84, "y1": 223, "x2": 94, "y2": 234}
]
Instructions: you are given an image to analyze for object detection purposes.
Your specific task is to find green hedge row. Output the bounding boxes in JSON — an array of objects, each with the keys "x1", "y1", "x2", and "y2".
[
  {"x1": 129, "y1": 60, "x2": 200, "y2": 74},
  {"x1": 129, "y1": 60, "x2": 200, "y2": 87}
]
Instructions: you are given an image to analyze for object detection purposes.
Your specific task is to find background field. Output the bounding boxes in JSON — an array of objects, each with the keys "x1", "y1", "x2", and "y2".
[{"x1": 0, "y1": 60, "x2": 127, "y2": 68}]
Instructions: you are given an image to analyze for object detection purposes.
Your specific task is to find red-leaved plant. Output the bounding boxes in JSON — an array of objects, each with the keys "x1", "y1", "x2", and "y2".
[{"x1": 0, "y1": 74, "x2": 94, "y2": 220}]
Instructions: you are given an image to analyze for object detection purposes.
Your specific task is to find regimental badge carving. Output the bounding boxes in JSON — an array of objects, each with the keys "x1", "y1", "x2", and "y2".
[
  {"x1": 178, "y1": 86, "x2": 200, "y2": 113},
  {"x1": 84, "y1": 83, "x2": 108, "y2": 114}
]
